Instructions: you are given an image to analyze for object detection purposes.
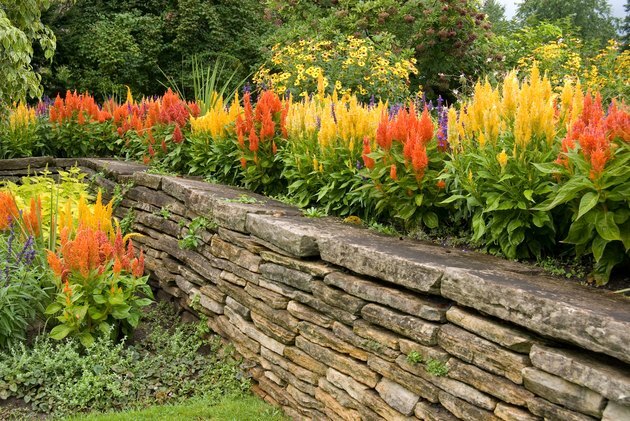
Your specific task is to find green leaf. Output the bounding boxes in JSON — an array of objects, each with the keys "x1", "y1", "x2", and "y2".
[
  {"x1": 591, "y1": 236, "x2": 607, "y2": 262},
  {"x1": 423, "y1": 212, "x2": 439, "y2": 229},
  {"x1": 44, "y1": 302, "x2": 63, "y2": 315},
  {"x1": 414, "y1": 194, "x2": 424, "y2": 207},
  {"x1": 563, "y1": 218, "x2": 592, "y2": 245},
  {"x1": 49, "y1": 324, "x2": 72, "y2": 340},
  {"x1": 595, "y1": 211, "x2": 621, "y2": 242},
  {"x1": 440, "y1": 194, "x2": 466, "y2": 204},
  {"x1": 78, "y1": 332, "x2": 95, "y2": 348},
  {"x1": 576, "y1": 192, "x2": 599, "y2": 221},
  {"x1": 523, "y1": 190, "x2": 534, "y2": 202}
]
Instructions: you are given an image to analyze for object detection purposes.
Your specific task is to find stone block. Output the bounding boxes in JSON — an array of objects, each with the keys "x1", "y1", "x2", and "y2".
[
  {"x1": 286, "y1": 384, "x2": 323, "y2": 410},
  {"x1": 224, "y1": 306, "x2": 285, "y2": 355},
  {"x1": 446, "y1": 358, "x2": 534, "y2": 407},
  {"x1": 527, "y1": 397, "x2": 597, "y2": 421},
  {"x1": 414, "y1": 400, "x2": 459, "y2": 421},
  {"x1": 210, "y1": 236, "x2": 261, "y2": 272},
  {"x1": 494, "y1": 403, "x2": 540, "y2": 421},
  {"x1": 398, "y1": 338, "x2": 450, "y2": 364},
  {"x1": 218, "y1": 227, "x2": 267, "y2": 255},
  {"x1": 441, "y1": 267, "x2": 630, "y2": 365},
  {"x1": 362, "y1": 303, "x2": 439, "y2": 345},
  {"x1": 315, "y1": 387, "x2": 362, "y2": 421},
  {"x1": 375, "y1": 377, "x2": 419, "y2": 416},
  {"x1": 293, "y1": 291, "x2": 358, "y2": 325},
  {"x1": 298, "y1": 321, "x2": 369, "y2": 361},
  {"x1": 198, "y1": 294, "x2": 224, "y2": 315},
  {"x1": 245, "y1": 283, "x2": 289, "y2": 310},
  {"x1": 333, "y1": 322, "x2": 400, "y2": 362},
  {"x1": 132, "y1": 171, "x2": 162, "y2": 189},
  {"x1": 246, "y1": 214, "x2": 321, "y2": 257},
  {"x1": 251, "y1": 312, "x2": 296, "y2": 344},
  {"x1": 324, "y1": 271, "x2": 449, "y2": 322},
  {"x1": 353, "y1": 320, "x2": 402, "y2": 350},
  {"x1": 284, "y1": 346, "x2": 328, "y2": 376},
  {"x1": 260, "y1": 250, "x2": 334, "y2": 277},
  {"x1": 360, "y1": 389, "x2": 414, "y2": 421},
  {"x1": 447, "y1": 306, "x2": 539, "y2": 353},
  {"x1": 602, "y1": 401, "x2": 630, "y2": 421},
  {"x1": 438, "y1": 324, "x2": 530, "y2": 384},
  {"x1": 258, "y1": 278, "x2": 300, "y2": 300},
  {"x1": 439, "y1": 391, "x2": 501, "y2": 421},
  {"x1": 296, "y1": 337, "x2": 379, "y2": 387},
  {"x1": 260, "y1": 347, "x2": 319, "y2": 385},
  {"x1": 0, "y1": 156, "x2": 52, "y2": 171},
  {"x1": 312, "y1": 280, "x2": 366, "y2": 315},
  {"x1": 287, "y1": 301, "x2": 333, "y2": 328},
  {"x1": 215, "y1": 315, "x2": 260, "y2": 356},
  {"x1": 368, "y1": 356, "x2": 440, "y2": 403},
  {"x1": 522, "y1": 367, "x2": 605, "y2": 417},
  {"x1": 530, "y1": 344, "x2": 630, "y2": 405},
  {"x1": 225, "y1": 296, "x2": 250, "y2": 319},
  {"x1": 200, "y1": 284, "x2": 225, "y2": 304},
  {"x1": 260, "y1": 263, "x2": 314, "y2": 292}
]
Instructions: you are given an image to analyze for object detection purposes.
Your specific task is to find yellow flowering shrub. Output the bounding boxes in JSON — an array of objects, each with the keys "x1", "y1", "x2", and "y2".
[
  {"x1": 516, "y1": 37, "x2": 583, "y2": 90},
  {"x1": 583, "y1": 40, "x2": 630, "y2": 102},
  {"x1": 254, "y1": 36, "x2": 417, "y2": 101},
  {"x1": 1, "y1": 102, "x2": 39, "y2": 158}
]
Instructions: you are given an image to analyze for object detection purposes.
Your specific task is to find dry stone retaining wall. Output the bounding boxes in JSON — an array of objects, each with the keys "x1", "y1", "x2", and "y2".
[{"x1": 2, "y1": 157, "x2": 630, "y2": 421}]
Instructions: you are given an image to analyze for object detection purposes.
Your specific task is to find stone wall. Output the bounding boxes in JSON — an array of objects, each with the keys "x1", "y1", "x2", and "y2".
[{"x1": 2, "y1": 157, "x2": 630, "y2": 421}]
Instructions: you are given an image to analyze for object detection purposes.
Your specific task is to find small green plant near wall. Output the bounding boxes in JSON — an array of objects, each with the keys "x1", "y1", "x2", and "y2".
[
  {"x1": 155, "y1": 206, "x2": 171, "y2": 220},
  {"x1": 119, "y1": 209, "x2": 136, "y2": 236},
  {"x1": 111, "y1": 181, "x2": 134, "y2": 210},
  {"x1": 407, "y1": 350, "x2": 423, "y2": 365},
  {"x1": 302, "y1": 207, "x2": 327, "y2": 218},
  {"x1": 426, "y1": 359, "x2": 449, "y2": 377},
  {"x1": 179, "y1": 217, "x2": 215, "y2": 250}
]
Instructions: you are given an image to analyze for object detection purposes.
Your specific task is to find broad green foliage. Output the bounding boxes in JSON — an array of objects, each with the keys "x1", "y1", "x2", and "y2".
[
  {"x1": 0, "y1": 0, "x2": 55, "y2": 102},
  {"x1": 41, "y1": 0, "x2": 266, "y2": 98}
]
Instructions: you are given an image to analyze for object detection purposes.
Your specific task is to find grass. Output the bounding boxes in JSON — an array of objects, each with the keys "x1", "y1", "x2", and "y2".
[{"x1": 66, "y1": 395, "x2": 287, "y2": 421}]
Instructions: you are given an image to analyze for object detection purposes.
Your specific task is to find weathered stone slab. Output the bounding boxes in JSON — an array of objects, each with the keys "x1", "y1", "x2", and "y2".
[
  {"x1": 200, "y1": 284, "x2": 225, "y2": 303},
  {"x1": 264, "y1": 370, "x2": 286, "y2": 387},
  {"x1": 326, "y1": 368, "x2": 370, "y2": 402},
  {"x1": 218, "y1": 227, "x2": 267, "y2": 255},
  {"x1": 286, "y1": 384, "x2": 322, "y2": 410},
  {"x1": 257, "y1": 376, "x2": 298, "y2": 408},
  {"x1": 135, "y1": 211, "x2": 182, "y2": 238},
  {"x1": 439, "y1": 391, "x2": 500, "y2": 421},
  {"x1": 246, "y1": 214, "x2": 323, "y2": 257},
  {"x1": 522, "y1": 367, "x2": 604, "y2": 417},
  {"x1": 296, "y1": 337, "x2": 379, "y2": 387},
  {"x1": 298, "y1": 321, "x2": 369, "y2": 361},
  {"x1": 602, "y1": 401, "x2": 630, "y2": 421},
  {"x1": 245, "y1": 283, "x2": 289, "y2": 310},
  {"x1": 312, "y1": 280, "x2": 366, "y2": 315},
  {"x1": 414, "y1": 401, "x2": 459, "y2": 421},
  {"x1": 260, "y1": 347, "x2": 318, "y2": 385},
  {"x1": 362, "y1": 304, "x2": 439, "y2": 346},
  {"x1": 294, "y1": 291, "x2": 358, "y2": 325},
  {"x1": 332, "y1": 322, "x2": 400, "y2": 362},
  {"x1": 368, "y1": 356, "x2": 440, "y2": 403},
  {"x1": 125, "y1": 187, "x2": 187, "y2": 216},
  {"x1": 396, "y1": 355, "x2": 497, "y2": 410},
  {"x1": 258, "y1": 278, "x2": 300, "y2": 300},
  {"x1": 375, "y1": 377, "x2": 419, "y2": 416},
  {"x1": 353, "y1": 320, "x2": 402, "y2": 350},
  {"x1": 494, "y1": 403, "x2": 540, "y2": 421},
  {"x1": 438, "y1": 324, "x2": 530, "y2": 384},
  {"x1": 215, "y1": 315, "x2": 260, "y2": 356},
  {"x1": 260, "y1": 250, "x2": 334, "y2": 277},
  {"x1": 175, "y1": 276, "x2": 195, "y2": 295},
  {"x1": 132, "y1": 171, "x2": 162, "y2": 189},
  {"x1": 318, "y1": 228, "x2": 445, "y2": 294},
  {"x1": 447, "y1": 306, "x2": 539, "y2": 353},
  {"x1": 260, "y1": 263, "x2": 314, "y2": 292},
  {"x1": 442, "y1": 267, "x2": 630, "y2": 364},
  {"x1": 251, "y1": 312, "x2": 296, "y2": 344},
  {"x1": 324, "y1": 271, "x2": 449, "y2": 322},
  {"x1": 82, "y1": 158, "x2": 147, "y2": 178},
  {"x1": 527, "y1": 397, "x2": 596, "y2": 421},
  {"x1": 398, "y1": 339, "x2": 450, "y2": 364},
  {"x1": 224, "y1": 306, "x2": 285, "y2": 355},
  {"x1": 225, "y1": 296, "x2": 250, "y2": 319},
  {"x1": 287, "y1": 301, "x2": 333, "y2": 328},
  {"x1": 198, "y1": 293, "x2": 224, "y2": 315},
  {"x1": 315, "y1": 387, "x2": 362, "y2": 421},
  {"x1": 446, "y1": 359, "x2": 534, "y2": 407},
  {"x1": 529, "y1": 344, "x2": 630, "y2": 405},
  {"x1": 360, "y1": 389, "x2": 414, "y2": 421},
  {"x1": 0, "y1": 156, "x2": 53, "y2": 171},
  {"x1": 284, "y1": 346, "x2": 328, "y2": 376},
  {"x1": 210, "y1": 236, "x2": 261, "y2": 273}
]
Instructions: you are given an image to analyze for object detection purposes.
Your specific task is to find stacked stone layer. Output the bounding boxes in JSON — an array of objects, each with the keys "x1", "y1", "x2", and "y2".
[{"x1": 2, "y1": 157, "x2": 629, "y2": 421}]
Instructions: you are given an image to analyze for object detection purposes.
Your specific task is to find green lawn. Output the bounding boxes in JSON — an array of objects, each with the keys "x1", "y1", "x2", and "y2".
[{"x1": 66, "y1": 395, "x2": 287, "y2": 421}]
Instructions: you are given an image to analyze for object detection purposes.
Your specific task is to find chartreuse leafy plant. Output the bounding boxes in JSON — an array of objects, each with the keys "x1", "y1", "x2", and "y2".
[
  {"x1": 535, "y1": 95, "x2": 630, "y2": 284},
  {"x1": 0, "y1": 102, "x2": 39, "y2": 159},
  {"x1": 443, "y1": 68, "x2": 581, "y2": 259}
]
